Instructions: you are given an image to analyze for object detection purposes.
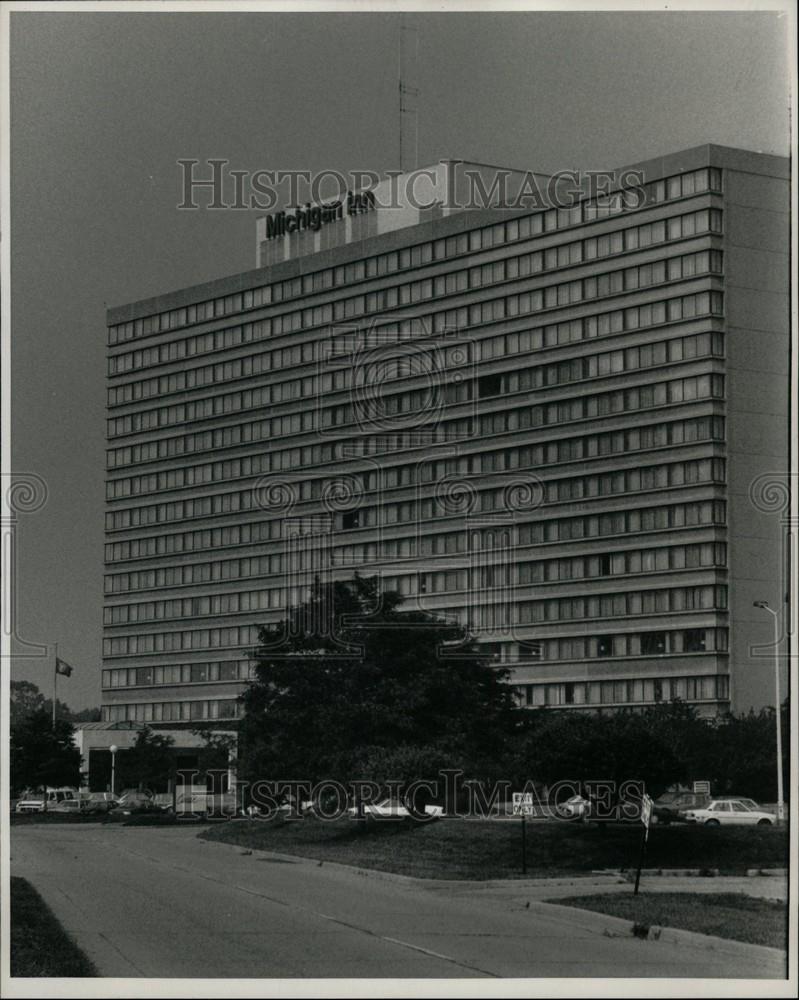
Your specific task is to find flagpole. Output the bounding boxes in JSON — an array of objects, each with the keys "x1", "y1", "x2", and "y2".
[{"x1": 53, "y1": 642, "x2": 58, "y2": 727}]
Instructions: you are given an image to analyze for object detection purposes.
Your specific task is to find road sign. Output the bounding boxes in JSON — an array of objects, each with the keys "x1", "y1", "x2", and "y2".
[
  {"x1": 512, "y1": 792, "x2": 536, "y2": 816},
  {"x1": 634, "y1": 794, "x2": 655, "y2": 896},
  {"x1": 641, "y1": 793, "x2": 654, "y2": 830},
  {"x1": 692, "y1": 780, "x2": 711, "y2": 794}
]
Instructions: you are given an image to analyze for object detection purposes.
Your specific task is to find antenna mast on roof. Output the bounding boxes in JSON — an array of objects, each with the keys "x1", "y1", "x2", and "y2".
[{"x1": 398, "y1": 15, "x2": 419, "y2": 173}]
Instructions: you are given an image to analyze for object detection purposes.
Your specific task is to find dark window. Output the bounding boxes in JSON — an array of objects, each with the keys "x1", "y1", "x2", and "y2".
[
  {"x1": 190, "y1": 664, "x2": 209, "y2": 683},
  {"x1": 599, "y1": 553, "x2": 612, "y2": 576},
  {"x1": 653, "y1": 679, "x2": 663, "y2": 702},
  {"x1": 641, "y1": 632, "x2": 666, "y2": 655},
  {"x1": 597, "y1": 636, "x2": 613, "y2": 657},
  {"x1": 342, "y1": 511, "x2": 360, "y2": 530},
  {"x1": 684, "y1": 629, "x2": 707, "y2": 653},
  {"x1": 478, "y1": 373, "x2": 503, "y2": 398},
  {"x1": 564, "y1": 682, "x2": 575, "y2": 704}
]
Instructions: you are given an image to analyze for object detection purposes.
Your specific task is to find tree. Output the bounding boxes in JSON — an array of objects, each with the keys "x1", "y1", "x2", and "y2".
[
  {"x1": 511, "y1": 704, "x2": 690, "y2": 799},
  {"x1": 10, "y1": 709, "x2": 81, "y2": 793},
  {"x1": 10, "y1": 680, "x2": 45, "y2": 727},
  {"x1": 239, "y1": 576, "x2": 520, "y2": 789},
  {"x1": 11, "y1": 679, "x2": 101, "y2": 726},
  {"x1": 115, "y1": 730, "x2": 175, "y2": 792}
]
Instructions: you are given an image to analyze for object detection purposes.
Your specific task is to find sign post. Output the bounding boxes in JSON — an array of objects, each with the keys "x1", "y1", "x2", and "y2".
[
  {"x1": 634, "y1": 793, "x2": 654, "y2": 896},
  {"x1": 512, "y1": 793, "x2": 535, "y2": 875}
]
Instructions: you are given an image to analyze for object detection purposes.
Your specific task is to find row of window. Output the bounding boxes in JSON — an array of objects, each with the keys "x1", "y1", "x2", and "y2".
[
  {"x1": 532, "y1": 628, "x2": 728, "y2": 662},
  {"x1": 518, "y1": 542, "x2": 726, "y2": 585},
  {"x1": 108, "y1": 334, "x2": 722, "y2": 473},
  {"x1": 102, "y1": 699, "x2": 241, "y2": 722},
  {"x1": 106, "y1": 424, "x2": 724, "y2": 535},
  {"x1": 517, "y1": 673, "x2": 729, "y2": 708},
  {"x1": 107, "y1": 323, "x2": 721, "y2": 446},
  {"x1": 105, "y1": 496, "x2": 726, "y2": 593},
  {"x1": 108, "y1": 243, "x2": 721, "y2": 378},
  {"x1": 103, "y1": 545, "x2": 727, "y2": 625},
  {"x1": 103, "y1": 660, "x2": 253, "y2": 689},
  {"x1": 107, "y1": 368, "x2": 723, "y2": 503},
  {"x1": 107, "y1": 282, "x2": 723, "y2": 422},
  {"x1": 108, "y1": 168, "x2": 722, "y2": 346},
  {"x1": 337, "y1": 459, "x2": 725, "y2": 533},
  {"x1": 102, "y1": 622, "x2": 728, "y2": 661},
  {"x1": 517, "y1": 585, "x2": 727, "y2": 625},
  {"x1": 104, "y1": 486, "x2": 725, "y2": 571},
  {"x1": 104, "y1": 624, "x2": 262, "y2": 657},
  {"x1": 106, "y1": 415, "x2": 723, "y2": 543}
]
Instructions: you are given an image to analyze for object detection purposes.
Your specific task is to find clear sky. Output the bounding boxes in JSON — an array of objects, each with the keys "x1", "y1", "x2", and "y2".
[{"x1": 8, "y1": 6, "x2": 792, "y2": 709}]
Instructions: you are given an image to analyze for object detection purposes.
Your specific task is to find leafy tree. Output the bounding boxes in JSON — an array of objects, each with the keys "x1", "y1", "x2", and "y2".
[
  {"x1": 115, "y1": 729, "x2": 175, "y2": 792},
  {"x1": 10, "y1": 709, "x2": 81, "y2": 793},
  {"x1": 511, "y1": 705, "x2": 689, "y2": 799},
  {"x1": 10, "y1": 680, "x2": 45, "y2": 727},
  {"x1": 239, "y1": 575, "x2": 520, "y2": 789},
  {"x1": 11, "y1": 679, "x2": 101, "y2": 726},
  {"x1": 704, "y1": 705, "x2": 790, "y2": 800}
]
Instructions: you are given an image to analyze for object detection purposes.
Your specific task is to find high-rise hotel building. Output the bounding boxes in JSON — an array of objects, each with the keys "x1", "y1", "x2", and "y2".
[{"x1": 102, "y1": 144, "x2": 789, "y2": 726}]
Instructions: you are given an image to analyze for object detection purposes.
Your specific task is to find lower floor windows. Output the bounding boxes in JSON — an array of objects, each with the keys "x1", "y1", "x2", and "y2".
[
  {"x1": 517, "y1": 673, "x2": 729, "y2": 708},
  {"x1": 102, "y1": 698, "x2": 241, "y2": 723}
]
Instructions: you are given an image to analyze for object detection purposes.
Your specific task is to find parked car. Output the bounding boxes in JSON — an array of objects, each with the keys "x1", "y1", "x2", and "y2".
[
  {"x1": 653, "y1": 789, "x2": 711, "y2": 824},
  {"x1": 556, "y1": 795, "x2": 591, "y2": 821},
  {"x1": 50, "y1": 796, "x2": 91, "y2": 814},
  {"x1": 117, "y1": 789, "x2": 154, "y2": 813},
  {"x1": 682, "y1": 798, "x2": 775, "y2": 826},
  {"x1": 15, "y1": 787, "x2": 78, "y2": 813},
  {"x1": 346, "y1": 797, "x2": 443, "y2": 820},
  {"x1": 173, "y1": 787, "x2": 238, "y2": 819},
  {"x1": 85, "y1": 792, "x2": 120, "y2": 814}
]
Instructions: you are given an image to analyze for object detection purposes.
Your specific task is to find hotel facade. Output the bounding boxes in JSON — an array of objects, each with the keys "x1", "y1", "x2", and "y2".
[{"x1": 102, "y1": 144, "x2": 789, "y2": 726}]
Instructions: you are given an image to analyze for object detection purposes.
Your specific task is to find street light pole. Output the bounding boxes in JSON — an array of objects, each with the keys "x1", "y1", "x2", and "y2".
[
  {"x1": 753, "y1": 601, "x2": 784, "y2": 823},
  {"x1": 110, "y1": 745, "x2": 118, "y2": 798}
]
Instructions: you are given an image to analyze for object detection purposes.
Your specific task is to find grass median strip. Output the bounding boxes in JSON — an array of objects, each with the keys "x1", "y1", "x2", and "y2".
[
  {"x1": 10, "y1": 877, "x2": 97, "y2": 977},
  {"x1": 200, "y1": 816, "x2": 788, "y2": 881},
  {"x1": 552, "y1": 892, "x2": 788, "y2": 950}
]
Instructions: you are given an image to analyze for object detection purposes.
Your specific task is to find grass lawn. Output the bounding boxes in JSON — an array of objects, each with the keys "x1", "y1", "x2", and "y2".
[
  {"x1": 553, "y1": 892, "x2": 788, "y2": 950},
  {"x1": 200, "y1": 816, "x2": 788, "y2": 881},
  {"x1": 10, "y1": 877, "x2": 97, "y2": 977}
]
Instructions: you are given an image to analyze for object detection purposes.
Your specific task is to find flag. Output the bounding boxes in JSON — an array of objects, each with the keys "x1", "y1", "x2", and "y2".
[{"x1": 55, "y1": 658, "x2": 74, "y2": 677}]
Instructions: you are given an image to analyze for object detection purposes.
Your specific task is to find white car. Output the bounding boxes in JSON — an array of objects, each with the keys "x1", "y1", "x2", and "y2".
[
  {"x1": 15, "y1": 787, "x2": 77, "y2": 813},
  {"x1": 557, "y1": 795, "x2": 591, "y2": 820},
  {"x1": 682, "y1": 798, "x2": 775, "y2": 826},
  {"x1": 347, "y1": 797, "x2": 443, "y2": 820}
]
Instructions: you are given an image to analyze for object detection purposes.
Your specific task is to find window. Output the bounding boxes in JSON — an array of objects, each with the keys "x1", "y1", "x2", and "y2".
[
  {"x1": 478, "y1": 372, "x2": 503, "y2": 398},
  {"x1": 342, "y1": 511, "x2": 361, "y2": 530},
  {"x1": 597, "y1": 636, "x2": 613, "y2": 657},
  {"x1": 684, "y1": 629, "x2": 707, "y2": 653},
  {"x1": 641, "y1": 632, "x2": 666, "y2": 655}
]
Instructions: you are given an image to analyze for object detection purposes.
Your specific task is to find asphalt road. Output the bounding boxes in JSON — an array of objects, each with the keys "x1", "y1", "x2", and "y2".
[{"x1": 10, "y1": 823, "x2": 786, "y2": 979}]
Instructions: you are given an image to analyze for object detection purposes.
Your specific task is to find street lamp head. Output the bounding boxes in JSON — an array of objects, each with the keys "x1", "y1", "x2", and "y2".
[
  {"x1": 109, "y1": 744, "x2": 118, "y2": 754},
  {"x1": 753, "y1": 600, "x2": 769, "y2": 609}
]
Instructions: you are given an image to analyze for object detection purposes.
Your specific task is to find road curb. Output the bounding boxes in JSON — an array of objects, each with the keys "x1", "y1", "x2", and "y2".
[
  {"x1": 539, "y1": 899, "x2": 787, "y2": 965},
  {"x1": 201, "y1": 834, "x2": 628, "y2": 889}
]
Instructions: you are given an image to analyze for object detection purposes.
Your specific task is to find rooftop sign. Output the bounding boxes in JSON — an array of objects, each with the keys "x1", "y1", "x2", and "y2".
[{"x1": 264, "y1": 190, "x2": 375, "y2": 240}]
